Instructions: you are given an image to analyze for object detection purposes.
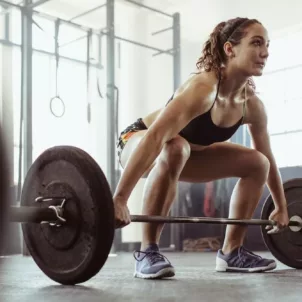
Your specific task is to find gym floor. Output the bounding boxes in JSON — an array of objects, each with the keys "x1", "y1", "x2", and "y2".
[{"x1": 0, "y1": 252, "x2": 300, "y2": 302}]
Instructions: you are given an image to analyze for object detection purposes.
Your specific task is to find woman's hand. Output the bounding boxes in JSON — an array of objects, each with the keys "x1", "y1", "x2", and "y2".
[
  {"x1": 266, "y1": 207, "x2": 289, "y2": 234},
  {"x1": 114, "y1": 198, "x2": 131, "y2": 229}
]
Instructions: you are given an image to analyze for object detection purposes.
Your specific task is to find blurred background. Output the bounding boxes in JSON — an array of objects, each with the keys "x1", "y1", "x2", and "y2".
[{"x1": 1, "y1": 0, "x2": 302, "y2": 256}]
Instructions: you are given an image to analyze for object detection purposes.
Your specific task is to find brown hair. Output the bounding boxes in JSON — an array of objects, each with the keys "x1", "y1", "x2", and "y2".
[{"x1": 196, "y1": 17, "x2": 262, "y2": 90}]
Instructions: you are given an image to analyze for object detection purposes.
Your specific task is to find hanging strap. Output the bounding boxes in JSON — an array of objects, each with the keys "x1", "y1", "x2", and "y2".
[
  {"x1": 97, "y1": 31, "x2": 104, "y2": 98},
  {"x1": 86, "y1": 29, "x2": 92, "y2": 123},
  {"x1": 49, "y1": 19, "x2": 65, "y2": 118},
  {"x1": 54, "y1": 19, "x2": 60, "y2": 97}
]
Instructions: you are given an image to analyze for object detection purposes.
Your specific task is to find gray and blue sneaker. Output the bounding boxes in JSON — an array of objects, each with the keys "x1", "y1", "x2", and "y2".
[
  {"x1": 133, "y1": 244, "x2": 175, "y2": 279},
  {"x1": 216, "y1": 246, "x2": 276, "y2": 272}
]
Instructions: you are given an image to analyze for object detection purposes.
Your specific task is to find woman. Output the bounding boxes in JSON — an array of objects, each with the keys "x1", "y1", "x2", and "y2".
[{"x1": 114, "y1": 17, "x2": 289, "y2": 279}]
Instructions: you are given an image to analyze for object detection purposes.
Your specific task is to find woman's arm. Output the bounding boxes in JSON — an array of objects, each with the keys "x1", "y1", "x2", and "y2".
[
  {"x1": 113, "y1": 79, "x2": 215, "y2": 204},
  {"x1": 247, "y1": 96, "x2": 287, "y2": 211}
]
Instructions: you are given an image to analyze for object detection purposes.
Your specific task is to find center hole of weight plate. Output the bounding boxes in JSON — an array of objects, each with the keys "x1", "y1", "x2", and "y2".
[{"x1": 289, "y1": 215, "x2": 302, "y2": 232}]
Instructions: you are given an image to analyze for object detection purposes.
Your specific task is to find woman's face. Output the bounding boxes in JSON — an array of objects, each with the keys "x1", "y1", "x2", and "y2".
[{"x1": 226, "y1": 23, "x2": 270, "y2": 76}]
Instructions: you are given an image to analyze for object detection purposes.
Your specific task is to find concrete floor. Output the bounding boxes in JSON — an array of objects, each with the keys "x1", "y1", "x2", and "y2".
[{"x1": 0, "y1": 252, "x2": 301, "y2": 302}]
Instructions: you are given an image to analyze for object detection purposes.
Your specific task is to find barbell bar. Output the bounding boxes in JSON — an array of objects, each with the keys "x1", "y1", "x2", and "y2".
[
  {"x1": 10, "y1": 206, "x2": 61, "y2": 223},
  {"x1": 3, "y1": 145, "x2": 302, "y2": 286},
  {"x1": 8, "y1": 204, "x2": 302, "y2": 227},
  {"x1": 130, "y1": 214, "x2": 301, "y2": 226}
]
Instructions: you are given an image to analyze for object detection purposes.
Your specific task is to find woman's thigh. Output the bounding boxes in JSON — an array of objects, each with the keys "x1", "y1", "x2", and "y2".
[
  {"x1": 119, "y1": 130, "x2": 148, "y2": 168},
  {"x1": 119, "y1": 130, "x2": 190, "y2": 178},
  {"x1": 180, "y1": 142, "x2": 269, "y2": 183},
  {"x1": 119, "y1": 130, "x2": 157, "y2": 178}
]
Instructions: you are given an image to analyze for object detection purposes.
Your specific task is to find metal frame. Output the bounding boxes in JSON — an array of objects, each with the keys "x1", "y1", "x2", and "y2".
[
  {"x1": 152, "y1": 26, "x2": 173, "y2": 36},
  {"x1": 124, "y1": 0, "x2": 173, "y2": 18},
  {"x1": 0, "y1": 0, "x2": 176, "y2": 55},
  {"x1": 4, "y1": 6, "x2": 9, "y2": 39},
  {"x1": 106, "y1": 0, "x2": 116, "y2": 192},
  {"x1": 0, "y1": 0, "x2": 21, "y2": 17},
  {"x1": 21, "y1": 0, "x2": 33, "y2": 182},
  {"x1": 28, "y1": 0, "x2": 52, "y2": 8},
  {"x1": 0, "y1": 0, "x2": 21, "y2": 9},
  {"x1": 0, "y1": 39, "x2": 101, "y2": 67},
  {"x1": 170, "y1": 12, "x2": 181, "y2": 251},
  {"x1": 172, "y1": 13, "x2": 181, "y2": 91},
  {"x1": 0, "y1": 0, "x2": 181, "y2": 250},
  {"x1": 270, "y1": 128, "x2": 302, "y2": 137},
  {"x1": 68, "y1": 3, "x2": 106, "y2": 21}
]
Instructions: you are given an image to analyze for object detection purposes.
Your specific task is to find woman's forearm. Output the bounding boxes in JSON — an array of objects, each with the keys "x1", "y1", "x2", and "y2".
[
  {"x1": 113, "y1": 134, "x2": 163, "y2": 203},
  {"x1": 266, "y1": 162, "x2": 287, "y2": 211}
]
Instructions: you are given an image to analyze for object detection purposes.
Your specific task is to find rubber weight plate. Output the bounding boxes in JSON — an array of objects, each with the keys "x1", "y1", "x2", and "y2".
[
  {"x1": 21, "y1": 146, "x2": 115, "y2": 284},
  {"x1": 261, "y1": 178, "x2": 302, "y2": 269}
]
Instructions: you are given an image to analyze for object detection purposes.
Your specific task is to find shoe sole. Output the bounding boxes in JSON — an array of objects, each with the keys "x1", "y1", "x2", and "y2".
[
  {"x1": 216, "y1": 261, "x2": 277, "y2": 273},
  {"x1": 134, "y1": 267, "x2": 175, "y2": 279}
]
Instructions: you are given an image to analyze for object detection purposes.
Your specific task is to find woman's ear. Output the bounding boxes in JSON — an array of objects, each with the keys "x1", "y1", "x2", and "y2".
[{"x1": 223, "y1": 41, "x2": 235, "y2": 58}]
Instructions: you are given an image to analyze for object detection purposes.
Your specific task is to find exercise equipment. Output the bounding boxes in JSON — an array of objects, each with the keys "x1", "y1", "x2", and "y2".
[
  {"x1": 261, "y1": 178, "x2": 302, "y2": 269},
  {"x1": 18, "y1": 146, "x2": 114, "y2": 285},
  {"x1": 5, "y1": 145, "x2": 302, "y2": 285},
  {"x1": 49, "y1": 19, "x2": 65, "y2": 118}
]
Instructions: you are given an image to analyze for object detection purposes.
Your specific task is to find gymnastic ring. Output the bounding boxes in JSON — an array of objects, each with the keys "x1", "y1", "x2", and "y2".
[{"x1": 50, "y1": 96, "x2": 66, "y2": 118}]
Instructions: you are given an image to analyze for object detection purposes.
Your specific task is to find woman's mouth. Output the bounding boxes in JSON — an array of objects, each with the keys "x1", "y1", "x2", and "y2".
[{"x1": 255, "y1": 62, "x2": 265, "y2": 68}]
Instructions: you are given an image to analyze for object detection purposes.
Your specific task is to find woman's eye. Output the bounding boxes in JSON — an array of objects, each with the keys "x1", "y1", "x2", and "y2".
[{"x1": 253, "y1": 40, "x2": 261, "y2": 46}]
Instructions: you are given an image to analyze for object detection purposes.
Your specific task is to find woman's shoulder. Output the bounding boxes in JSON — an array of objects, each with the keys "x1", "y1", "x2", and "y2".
[
  {"x1": 189, "y1": 70, "x2": 218, "y2": 87},
  {"x1": 246, "y1": 86, "x2": 265, "y2": 110},
  {"x1": 172, "y1": 70, "x2": 217, "y2": 99},
  {"x1": 245, "y1": 86, "x2": 267, "y2": 124},
  {"x1": 174, "y1": 70, "x2": 218, "y2": 101}
]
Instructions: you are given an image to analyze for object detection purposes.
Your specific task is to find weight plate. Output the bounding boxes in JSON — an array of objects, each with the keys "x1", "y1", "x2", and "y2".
[
  {"x1": 261, "y1": 178, "x2": 302, "y2": 269},
  {"x1": 21, "y1": 146, "x2": 115, "y2": 284}
]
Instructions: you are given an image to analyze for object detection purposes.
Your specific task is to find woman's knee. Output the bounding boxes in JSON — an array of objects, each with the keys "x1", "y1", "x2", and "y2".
[
  {"x1": 158, "y1": 137, "x2": 191, "y2": 171},
  {"x1": 247, "y1": 150, "x2": 270, "y2": 182}
]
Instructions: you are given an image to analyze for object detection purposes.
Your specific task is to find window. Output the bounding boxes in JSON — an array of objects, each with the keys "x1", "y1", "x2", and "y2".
[
  {"x1": 58, "y1": 24, "x2": 87, "y2": 62},
  {"x1": 11, "y1": 8, "x2": 21, "y2": 45},
  {"x1": 254, "y1": 30, "x2": 302, "y2": 167},
  {"x1": 32, "y1": 15, "x2": 55, "y2": 52}
]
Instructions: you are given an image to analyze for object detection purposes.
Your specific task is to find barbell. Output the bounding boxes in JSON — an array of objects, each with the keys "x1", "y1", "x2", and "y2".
[{"x1": 3, "y1": 145, "x2": 302, "y2": 285}]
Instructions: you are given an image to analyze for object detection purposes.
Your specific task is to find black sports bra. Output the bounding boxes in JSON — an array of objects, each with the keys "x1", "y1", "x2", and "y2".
[{"x1": 166, "y1": 76, "x2": 246, "y2": 146}]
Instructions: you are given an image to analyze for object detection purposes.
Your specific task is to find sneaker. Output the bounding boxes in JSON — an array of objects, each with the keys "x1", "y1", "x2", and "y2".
[
  {"x1": 216, "y1": 246, "x2": 277, "y2": 272},
  {"x1": 133, "y1": 244, "x2": 175, "y2": 279}
]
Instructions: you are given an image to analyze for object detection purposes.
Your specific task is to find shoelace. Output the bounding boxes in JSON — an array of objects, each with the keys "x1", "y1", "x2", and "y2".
[
  {"x1": 133, "y1": 250, "x2": 171, "y2": 265},
  {"x1": 238, "y1": 246, "x2": 263, "y2": 267}
]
